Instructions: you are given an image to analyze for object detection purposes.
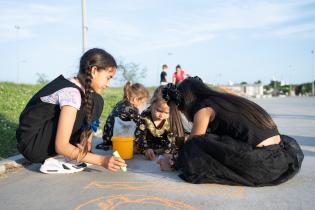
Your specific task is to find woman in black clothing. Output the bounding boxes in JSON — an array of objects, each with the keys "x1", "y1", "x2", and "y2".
[{"x1": 160, "y1": 77, "x2": 304, "y2": 186}]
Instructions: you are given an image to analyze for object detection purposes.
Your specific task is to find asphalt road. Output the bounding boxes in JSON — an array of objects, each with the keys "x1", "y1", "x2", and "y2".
[{"x1": 1, "y1": 96, "x2": 314, "y2": 210}]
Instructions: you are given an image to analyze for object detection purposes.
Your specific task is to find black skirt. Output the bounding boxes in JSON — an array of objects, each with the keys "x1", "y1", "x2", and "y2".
[{"x1": 176, "y1": 134, "x2": 304, "y2": 186}]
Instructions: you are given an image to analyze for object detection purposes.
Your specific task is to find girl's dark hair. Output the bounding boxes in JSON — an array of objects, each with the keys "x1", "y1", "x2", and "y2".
[
  {"x1": 162, "y1": 84, "x2": 184, "y2": 137},
  {"x1": 77, "y1": 48, "x2": 117, "y2": 160},
  {"x1": 123, "y1": 81, "x2": 149, "y2": 102},
  {"x1": 150, "y1": 86, "x2": 166, "y2": 105},
  {"x1": 163, "y1": 77, "x2": 276, "y2": 137}
]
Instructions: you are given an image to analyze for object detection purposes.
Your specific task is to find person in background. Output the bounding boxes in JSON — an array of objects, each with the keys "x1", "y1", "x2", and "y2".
[
  {"x1": 172, "y1": 65, "x2": 189, "y2": 85},
  {"x1": 160, "y1": 64, "x2": 168, "y2": 85}
]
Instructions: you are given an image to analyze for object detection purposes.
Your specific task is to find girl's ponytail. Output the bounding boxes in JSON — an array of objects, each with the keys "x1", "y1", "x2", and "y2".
[
  {"x1": 169, "y1": 101, "x2": 184, "y2": 137},
  {"x1": 76, "y1": 66, "x2": 94, "y2": 160},
  {"x1": 123, "y1": 81, "x2": 132, "y2": 100},
  {"x1": 162, "y1": 84, "x2": 184, "y2": 137},
  {"x1": 76, "y1": 48, "x2": 117, "y2": 161}
]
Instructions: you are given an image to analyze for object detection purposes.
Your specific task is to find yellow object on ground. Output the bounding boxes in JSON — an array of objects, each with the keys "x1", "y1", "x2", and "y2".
[{"x1": 112, "y1": 136, "x2": 134, "y2": 160}]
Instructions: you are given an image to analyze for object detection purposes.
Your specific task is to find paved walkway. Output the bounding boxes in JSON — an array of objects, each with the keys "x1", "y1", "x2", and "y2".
[{"x1": 1, "y1": 97, "x2": 315, "y2": 210}]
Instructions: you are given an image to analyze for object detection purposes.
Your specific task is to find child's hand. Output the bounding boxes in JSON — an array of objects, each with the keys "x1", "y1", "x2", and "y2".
[
  {"x1": 102, "y1": 156, "x2": 126, "y2": 172},
  {"x1": 157, "y1": 154, "x2": 174, "y2": 171},
  {"x1": 145, "y1": 149, "x2": 156, "y2": 160}
]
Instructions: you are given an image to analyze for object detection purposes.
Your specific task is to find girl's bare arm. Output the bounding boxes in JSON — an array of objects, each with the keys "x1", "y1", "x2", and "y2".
[
  {"x1": 187, "y1": 107, "x2": 214, "y2": 141},
  {"x1": 55, "y1": 106, "x2": 125, "y2": 171}
]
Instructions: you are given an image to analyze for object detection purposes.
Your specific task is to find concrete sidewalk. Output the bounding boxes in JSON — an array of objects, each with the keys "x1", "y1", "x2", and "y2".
[{"x1": 1, "y1": 97, "x2": 315, "y2": 210}]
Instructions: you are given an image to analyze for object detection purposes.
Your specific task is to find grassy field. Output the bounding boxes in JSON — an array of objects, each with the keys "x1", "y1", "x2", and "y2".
[{"x1": 0, "y1": 82, "x2": 127, "y2": 160}]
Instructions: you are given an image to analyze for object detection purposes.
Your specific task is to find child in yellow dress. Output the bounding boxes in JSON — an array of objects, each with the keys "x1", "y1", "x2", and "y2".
[{"x1": 134, "y1": 86, "x2": 175, "y2": 160}]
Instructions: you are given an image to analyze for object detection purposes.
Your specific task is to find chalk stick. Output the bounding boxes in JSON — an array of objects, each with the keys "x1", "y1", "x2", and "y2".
[{"x1": 112, "y1": 151, "x2": 127, "y2": 172}]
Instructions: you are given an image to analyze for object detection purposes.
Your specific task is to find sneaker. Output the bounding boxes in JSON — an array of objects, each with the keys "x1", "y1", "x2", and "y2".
[
  {"x1": 65, "y1": 157, "x2": 93, "y2": 167},
  {"x1": 39, "y1": 156, "x2": 86, "y2": 174},
  {"x1": 95, "y1": 142, "x2": 111, "y2": 151}
]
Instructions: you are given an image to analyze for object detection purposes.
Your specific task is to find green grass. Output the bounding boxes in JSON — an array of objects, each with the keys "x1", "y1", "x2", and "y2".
[
  {"x1": 0, "y1": 82, "x2": 125, "y2": 160},
  {"x1": 0, "y1": 82, "x2": 45, "y2": 159}
]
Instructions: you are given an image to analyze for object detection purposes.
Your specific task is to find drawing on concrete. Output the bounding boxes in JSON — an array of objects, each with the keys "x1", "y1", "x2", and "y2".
[
  {"x1": 85, "y1": 181, "x2": 245, "y2": 198},
  {"x1": 75, "y1": 194, "x2": 198, "y2": 210}
]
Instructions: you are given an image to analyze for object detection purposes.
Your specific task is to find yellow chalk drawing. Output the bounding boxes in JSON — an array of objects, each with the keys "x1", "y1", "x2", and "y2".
[
  {"x1": 85, "y1": 181, "x2": 245, "y2": 198},
  {"x1": 75, "y1": 194, "x2": 199, "y2": 210}
]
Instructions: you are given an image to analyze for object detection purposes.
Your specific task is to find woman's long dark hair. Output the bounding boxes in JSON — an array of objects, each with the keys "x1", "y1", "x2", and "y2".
[
  {"x1": 76, "y1": 48, "x2": 117, "y2": 160},
  {"x1": 178, "y1": 77, "x2": 276, "y2": 127}
]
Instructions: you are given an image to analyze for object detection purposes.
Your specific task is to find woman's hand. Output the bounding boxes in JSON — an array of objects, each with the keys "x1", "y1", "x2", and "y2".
[
  {"x1": 102, "y1": 156, "x2": 126, "y2": 172},
  {"x1": 145, "y1": 149, "x2": 156, "y2": 160}
]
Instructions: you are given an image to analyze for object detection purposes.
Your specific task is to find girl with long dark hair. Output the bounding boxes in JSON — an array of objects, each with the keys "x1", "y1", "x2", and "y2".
[{"x1": 161, "y1": 77, "x2": 304, "y2": 186}]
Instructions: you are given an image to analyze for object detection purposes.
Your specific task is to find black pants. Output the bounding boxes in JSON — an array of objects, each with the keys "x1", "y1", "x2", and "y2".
[{"x1": 176, "y1": 134, "x2": 304, "y2": 186}]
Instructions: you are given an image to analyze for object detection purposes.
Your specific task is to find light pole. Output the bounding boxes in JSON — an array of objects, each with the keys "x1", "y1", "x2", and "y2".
[
  {"x1": 14, "y1": 25, "x2": 20, "y2": 83},
  {"x1": 312, "y1": 50, "x2": 314, "y2": 96},
  {"x1": 289, "y1": 64, "x2": 293, "y2": 96},
  {"x1": 82, "y1": 0, "x2": 88, "y2": 53},
  {"x1": 214, "y1": 73, "x2": 222, "y2": 86}
]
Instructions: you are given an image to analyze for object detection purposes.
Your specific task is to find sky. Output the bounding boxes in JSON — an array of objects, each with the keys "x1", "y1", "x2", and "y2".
[{"x1": 0, "y1": 0, "x2": 315, "y2": 86}]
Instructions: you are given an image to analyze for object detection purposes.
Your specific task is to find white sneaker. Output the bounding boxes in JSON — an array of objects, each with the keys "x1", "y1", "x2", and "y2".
[{"x1": 39, "y1": 156, "x2": 86, "y2": 174}]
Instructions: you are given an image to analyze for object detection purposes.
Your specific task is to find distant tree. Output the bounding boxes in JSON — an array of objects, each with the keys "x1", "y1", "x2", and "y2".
[
  {"x1": 240, "y1": 81, "x2": 247, "y2": 85},
  {"x1": 115, "y1": 60, "x2": 146, "y2": 84},
  {"x1": 254, "y1": 80, "x2": 262, "y2": 84},
  {"x1": 269, "y1": 80, "x2": 281, "y2": 89},
  {"x1": 36, "y1": 73, "x2": 49, "y2": 84}
]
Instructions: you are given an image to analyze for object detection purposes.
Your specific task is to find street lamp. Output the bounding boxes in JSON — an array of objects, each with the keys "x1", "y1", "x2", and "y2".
[
  {"x1": 214, "y1": 73, "x2": 222, "y2": 86},
  {"x1": 14, "y1": 25, "x2": 20, "y2": 83},
  {"x1": 312, "y1": 50, "x2": 314, "y2": 96},
  {"x1": 82, "y1": 0, "x2": 88, "y2": 53},
  {"x1": 288, "y1": 64, "x2": 293, "y2": 96}
]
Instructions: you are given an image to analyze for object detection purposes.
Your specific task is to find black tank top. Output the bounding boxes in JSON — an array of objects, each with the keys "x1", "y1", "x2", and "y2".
[
  {"x1": 192, "y1": 99, "x2": 279, "y2": 147},
  {"x1": 16, "y1": 75, "x2": 103, "y2": 146}
]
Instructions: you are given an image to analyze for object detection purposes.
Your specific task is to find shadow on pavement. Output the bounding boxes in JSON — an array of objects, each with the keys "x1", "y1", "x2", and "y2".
[{"x1": 292, "y1": 135, "x2": 315, "y2": 157}]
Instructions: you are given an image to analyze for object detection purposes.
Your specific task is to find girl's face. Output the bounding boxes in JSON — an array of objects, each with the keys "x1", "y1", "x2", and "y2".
[
  {"x1": 91, "y1": 67, "x2": 116, "y2": 93},
  {"x1": 151, "y1": 101, "x2": 169, "y2": 121}
]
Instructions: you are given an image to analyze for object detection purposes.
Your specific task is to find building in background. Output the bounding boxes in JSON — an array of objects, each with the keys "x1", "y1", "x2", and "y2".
[{"x1": 225, "y1": 83, "x2": 264, "y2": 98}]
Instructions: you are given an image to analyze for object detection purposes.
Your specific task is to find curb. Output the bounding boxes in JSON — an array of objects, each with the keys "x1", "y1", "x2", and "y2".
[{"x1": 0, "y1": 154, "x2": 30, "y2": 175}]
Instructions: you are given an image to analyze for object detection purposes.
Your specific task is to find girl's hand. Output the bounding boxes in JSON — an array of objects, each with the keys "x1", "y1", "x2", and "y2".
[
  {"x1": 157, "y1": 154, "x2": 174, "y2": 171},
  {"x1": 102, "y1": 156, "x2": 126, "y2": 172},
  {"x1": 145, "y1": 149, "x2": 156, "y2": 160}
]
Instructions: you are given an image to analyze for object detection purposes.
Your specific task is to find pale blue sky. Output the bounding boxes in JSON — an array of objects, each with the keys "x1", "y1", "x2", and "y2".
[{"x1": 0, "y1": 0, "x2": 315, "y2": 86}]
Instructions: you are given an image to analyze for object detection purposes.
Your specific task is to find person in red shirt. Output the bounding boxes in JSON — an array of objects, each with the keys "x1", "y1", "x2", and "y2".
[{"x1": 172, "y1": 65, "x2": 189, "y2": 85}]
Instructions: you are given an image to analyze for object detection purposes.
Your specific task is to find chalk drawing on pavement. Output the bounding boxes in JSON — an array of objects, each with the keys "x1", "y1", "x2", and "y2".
[
  {"x1": 75, "y1": 194, "x2": 199, "y2": 210},
  {"x1": 85, "y1": 181, "x2": 245, "y2": 198}
]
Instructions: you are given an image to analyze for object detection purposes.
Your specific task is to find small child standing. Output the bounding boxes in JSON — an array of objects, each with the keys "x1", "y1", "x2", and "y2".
[
  {"x1": 135, "y1": 86, "x2": 175, "y2": 160},
  {"x1": 96, "y1": 81, "x2": 149, "y2": 150}
]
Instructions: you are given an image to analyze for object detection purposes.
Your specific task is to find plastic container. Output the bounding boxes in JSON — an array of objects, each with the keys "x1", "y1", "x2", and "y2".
[{"x1": 111, "y1": 136, "x2": 134, "y2": 160}]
